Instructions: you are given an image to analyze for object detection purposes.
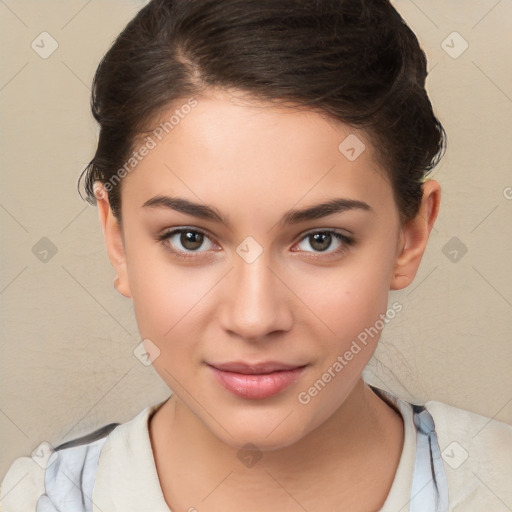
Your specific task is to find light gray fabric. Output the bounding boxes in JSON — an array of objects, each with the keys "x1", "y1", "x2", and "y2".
[
  {"x1": 36, "y1": 424, "x2": 118, "y2": 512},
  {"x1": 410, "y1": 406, "x2": 449, "y2": 512},
  {"x1": 370, "y1": 387, "x2": 450, "y2": 512}
]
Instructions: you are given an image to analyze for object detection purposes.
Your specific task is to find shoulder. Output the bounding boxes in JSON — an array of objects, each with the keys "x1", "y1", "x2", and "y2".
[
  {"x1": 425, "y1": 399, "x2": 512, "y2": 510},
  {"x1": 0, "y1": 399, "x2": 167, "y2": 512},
  {"x1": 0, "y1": 423, "x2": 119, "y2": 512}
]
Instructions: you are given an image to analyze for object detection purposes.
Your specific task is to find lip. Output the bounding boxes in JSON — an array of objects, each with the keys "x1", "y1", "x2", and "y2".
[
  {"x1": 208, "y1": 361, "x2": 306, "y2": 374},
  {"x1": 207, "y1": 361, "x2": 308, "y2": 400}
]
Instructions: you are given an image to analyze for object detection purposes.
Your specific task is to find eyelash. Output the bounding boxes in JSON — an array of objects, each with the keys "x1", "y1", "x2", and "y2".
[{"x1": 157, "y1": 227, "x2": 355, "y2": 261}]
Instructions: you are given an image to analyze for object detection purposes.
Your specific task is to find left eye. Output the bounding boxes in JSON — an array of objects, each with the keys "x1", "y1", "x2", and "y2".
[{"x1": 294, "y1": 230, "x2": 352, "y2": 254}]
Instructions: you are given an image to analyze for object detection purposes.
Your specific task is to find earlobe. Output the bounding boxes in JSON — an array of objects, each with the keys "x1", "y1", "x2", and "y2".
[
  {"x1": 390, "y1": 180, "x2": 441, "y2": 290},
  {"x1": 94, "y1": 183, "x2": 132, "y2": 298}
]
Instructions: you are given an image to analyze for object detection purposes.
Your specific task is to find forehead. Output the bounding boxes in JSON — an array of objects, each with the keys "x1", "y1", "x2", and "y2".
[{"x1": 121, "y1": 89, "x2": 394, "y2": 221}]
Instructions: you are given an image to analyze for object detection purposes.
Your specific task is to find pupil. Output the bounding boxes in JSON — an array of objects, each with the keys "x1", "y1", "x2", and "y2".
[
  {"x1": 181, "y1": 231, "x2": 203, "y2": 250},
  {"x1": 311, "y1": 233, "x2": 331, "y2": 252}
]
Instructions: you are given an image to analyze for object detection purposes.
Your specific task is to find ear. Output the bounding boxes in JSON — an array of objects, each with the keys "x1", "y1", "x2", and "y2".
[
  {"x1": 390, "y1": 179, "x2": 441, "y2": 290},
  {"x1": 94, "y1": 183, "x2": 132, "y2": 298}
]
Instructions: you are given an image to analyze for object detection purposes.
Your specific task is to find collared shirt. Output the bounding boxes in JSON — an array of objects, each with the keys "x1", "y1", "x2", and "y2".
[{"x1": 1, "y1": 385, "x2": 511, "y2": 511}]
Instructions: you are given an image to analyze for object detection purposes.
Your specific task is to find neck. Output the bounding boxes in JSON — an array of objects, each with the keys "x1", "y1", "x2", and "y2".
[{"x1": 149, "y1": 379, "x2": 404, "y2": 512}]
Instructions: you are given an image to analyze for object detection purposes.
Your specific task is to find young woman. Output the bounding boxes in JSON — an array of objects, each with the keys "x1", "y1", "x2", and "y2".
[{"x1": 1, "y1": 0, "x2": 511, "y2": 510}]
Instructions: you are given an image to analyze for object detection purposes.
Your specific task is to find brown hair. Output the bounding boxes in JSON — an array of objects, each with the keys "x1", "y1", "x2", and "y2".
[{"x1": 79, "y1": 0, "x2": 446, "y2": 222}]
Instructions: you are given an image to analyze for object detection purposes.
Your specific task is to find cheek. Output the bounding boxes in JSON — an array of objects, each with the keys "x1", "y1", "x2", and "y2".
[
  {"x1": 125, "y1": 248, "x2": 229, "y2": 385},
  {"x1": 129, "y1": 263, "x2": 213, "y2": 339},
  {"x1": 291, "y1": 261, "x2": 394, "y2": 413},
  {"x1": 122, "y1": 232, "x2": 201, "y2": 338},
  {"x1": 128, "y1": 264, "x2": 210, "y2": 383},
  {"x1": 290, "y1": 243, "x2": 399, "y2": 396},
  {"x1": 294, "y1": 255, "x2": 395, "y2": 339}
]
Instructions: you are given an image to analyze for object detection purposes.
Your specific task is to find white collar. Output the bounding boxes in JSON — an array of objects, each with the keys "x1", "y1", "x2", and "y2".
[{"x1": 91, "y1": 387, "x2": 445, "y2": 511}]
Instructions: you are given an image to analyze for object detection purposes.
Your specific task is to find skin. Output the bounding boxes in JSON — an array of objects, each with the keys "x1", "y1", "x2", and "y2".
[{"x1": 95, "y1": 88, "x2": 440, "y2": 511}]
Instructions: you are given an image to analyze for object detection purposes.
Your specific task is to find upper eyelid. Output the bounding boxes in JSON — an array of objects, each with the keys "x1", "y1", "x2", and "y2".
[
  {"x1": 160, "y1": 226, "x2": 351, "y2": 238},
  {"x1": 296, "y1": 227, "x2": 353, "y2": 239}
]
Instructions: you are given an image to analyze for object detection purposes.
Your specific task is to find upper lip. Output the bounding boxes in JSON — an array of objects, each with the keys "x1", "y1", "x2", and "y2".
[{"x1": 207, "y1": 361, "x2": 307, "y2": 374}]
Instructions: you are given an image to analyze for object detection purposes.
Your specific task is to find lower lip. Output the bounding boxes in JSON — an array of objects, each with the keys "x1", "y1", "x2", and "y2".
[{"x1": 208, "y1": 365, "x2": 307, "y2": 400}]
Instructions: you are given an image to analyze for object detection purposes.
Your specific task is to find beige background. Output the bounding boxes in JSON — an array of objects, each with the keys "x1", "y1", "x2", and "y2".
[{"x1": 1, "y1": 0, "x2": 511, "y2": 479}]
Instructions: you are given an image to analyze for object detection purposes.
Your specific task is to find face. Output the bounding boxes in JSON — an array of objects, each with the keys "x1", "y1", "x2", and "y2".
[{"x1": 99, "y1": 88, "x2": 432, "y2": 451}]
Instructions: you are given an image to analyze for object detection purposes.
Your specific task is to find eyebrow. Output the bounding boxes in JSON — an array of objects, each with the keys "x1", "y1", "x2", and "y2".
[{"x1": 142, "y1": 195, "x2": 372, "y2": 227}]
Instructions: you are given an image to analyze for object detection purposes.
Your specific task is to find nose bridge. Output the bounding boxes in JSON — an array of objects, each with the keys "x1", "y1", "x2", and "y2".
[{"x1": 219, "y1": 248, "x2": 292, "y2": 340}]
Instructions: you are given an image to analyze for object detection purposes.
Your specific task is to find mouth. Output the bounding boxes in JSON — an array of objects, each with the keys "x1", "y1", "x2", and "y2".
[
  {"x1": 208, "y1": 361, "x2": 307, "y2": 374},
  {"x1": 206, "y1": 361, "x2": 308, "y2": 400}
]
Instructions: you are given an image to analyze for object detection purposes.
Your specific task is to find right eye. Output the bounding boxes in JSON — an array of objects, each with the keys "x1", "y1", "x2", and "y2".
[{"x1": 158, "y1": 227, "x2": 219, "y2": 259}]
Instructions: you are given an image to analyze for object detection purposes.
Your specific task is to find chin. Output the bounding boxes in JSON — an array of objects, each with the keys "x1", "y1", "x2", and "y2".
[
  {"x1": 203, "y1": 406, "x2": 315, "y2": 453},
  {"x1": 222, "y1": 427, "x2": 305, "y2": 453}
]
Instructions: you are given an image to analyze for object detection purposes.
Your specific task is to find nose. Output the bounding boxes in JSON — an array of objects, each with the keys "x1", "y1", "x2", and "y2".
[{"x1": 218, "y1": 252, "x2": 293, "y2": 341}]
